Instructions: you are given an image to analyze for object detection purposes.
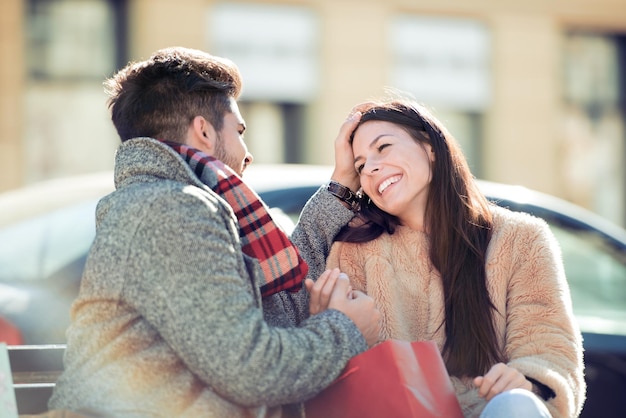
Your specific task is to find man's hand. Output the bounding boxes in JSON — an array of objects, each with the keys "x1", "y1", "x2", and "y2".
[
  {"x1": 306, "y1": 268, "x2": 381, "y2": 347},
  {"x1": 473, "y1": 363, "x2": 533, "y2": 401}
]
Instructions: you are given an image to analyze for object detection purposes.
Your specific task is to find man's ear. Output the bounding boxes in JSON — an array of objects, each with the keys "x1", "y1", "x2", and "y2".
[{"x1": 188, "y1": 115, "x2": 217, "y2": 154}]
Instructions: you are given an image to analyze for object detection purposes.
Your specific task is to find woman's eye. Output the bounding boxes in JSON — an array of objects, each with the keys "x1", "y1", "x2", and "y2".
[
  {"x1": 356, "y1": 164, "x2": 364, "y2": 174},
  {"x1": 377, "y1": 143, "x2": 390, "y2": 152}
]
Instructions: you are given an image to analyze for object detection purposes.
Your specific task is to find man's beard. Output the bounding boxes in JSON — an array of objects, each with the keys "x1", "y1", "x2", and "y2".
[{"x1": 213, "y1": 133, "x2": 243, "y2": 176}]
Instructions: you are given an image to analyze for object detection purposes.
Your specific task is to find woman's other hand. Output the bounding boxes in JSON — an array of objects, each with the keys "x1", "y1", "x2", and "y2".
[{"x1": 473, "y1": 363, "x2": 533, "y2": 401}]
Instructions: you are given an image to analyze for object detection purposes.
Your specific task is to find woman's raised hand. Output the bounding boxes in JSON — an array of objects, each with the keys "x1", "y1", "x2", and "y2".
[{"x1": 330, "y1": 103, "x2": 374, "y2": 192}]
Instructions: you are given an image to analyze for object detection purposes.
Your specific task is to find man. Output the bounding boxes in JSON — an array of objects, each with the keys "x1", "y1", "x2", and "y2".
[{"x1": 48, "y1": 47, "x2": 380, "y2": 417}]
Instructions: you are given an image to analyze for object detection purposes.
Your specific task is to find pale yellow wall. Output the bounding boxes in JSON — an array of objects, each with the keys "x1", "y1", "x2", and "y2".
[
  {"x1": 485, "y1": 13, "x2": 561, "y2": 194},
  {"x1": 3, "y1": 0, "x2": 626, "y2": 213},
  {"x1": 0, "y1": 0, "x2": 25, "y2": 191},
  {"x1": 309, "y1": 0, "x2": 390, "y2": 164},
  {"x1": 128, "y1": 0, "x2": 209, "y2": 60},
  {"x1": 126, "y1": 0, "x2": 626, "y2": 229}
]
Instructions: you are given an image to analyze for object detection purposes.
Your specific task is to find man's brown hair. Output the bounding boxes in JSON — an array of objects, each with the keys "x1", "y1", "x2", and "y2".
[{"x1": 104, "y1": 47, "x2": 243, "y2": 142}]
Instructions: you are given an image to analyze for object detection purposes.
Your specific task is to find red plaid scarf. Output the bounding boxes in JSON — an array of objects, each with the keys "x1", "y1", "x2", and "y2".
[{"x1": 163, "y1": 141, "x2": 308, "y2": 298}]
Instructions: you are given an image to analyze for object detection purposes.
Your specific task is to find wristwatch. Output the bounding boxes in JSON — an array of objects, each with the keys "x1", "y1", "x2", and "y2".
[{"x1": 327, "y1": 181, "x2": 360, "y2": 211}]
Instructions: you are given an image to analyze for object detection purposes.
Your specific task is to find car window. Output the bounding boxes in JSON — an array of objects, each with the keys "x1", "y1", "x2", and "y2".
[
  {"x1": 0, "y1": 200, "x2": 97, "y2": 282},
  {"x1": 549, "y1": 223, "x2": 626, "y2": 335}
]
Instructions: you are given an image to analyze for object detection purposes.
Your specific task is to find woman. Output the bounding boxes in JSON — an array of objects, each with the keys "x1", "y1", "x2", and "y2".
[{"x1": 322, "y1": 98, "x2": 585, "y2": 418}]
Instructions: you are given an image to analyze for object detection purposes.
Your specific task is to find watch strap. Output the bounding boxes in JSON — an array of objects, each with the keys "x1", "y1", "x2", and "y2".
[{"x1": 327, "y1": 181, "x2": 359, "y2": 211}]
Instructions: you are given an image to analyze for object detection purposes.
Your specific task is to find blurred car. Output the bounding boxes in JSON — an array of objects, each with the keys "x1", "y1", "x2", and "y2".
[
  {"x1": 0, "y1": 165, "x2": 625, "y2": 417},
  {"x1": 0, "y1": 172, "x2": 114, "y2": 345}
]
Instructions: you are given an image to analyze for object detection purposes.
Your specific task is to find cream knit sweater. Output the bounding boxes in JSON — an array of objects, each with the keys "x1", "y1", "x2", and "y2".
[{"x1": 327, "y1": 206, "x2": 585, "y2": 418}]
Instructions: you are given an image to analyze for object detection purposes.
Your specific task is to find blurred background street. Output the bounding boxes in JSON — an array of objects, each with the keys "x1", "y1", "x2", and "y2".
[{"x1": 1, "y1": 0, "x2": 625, "y2": 227}]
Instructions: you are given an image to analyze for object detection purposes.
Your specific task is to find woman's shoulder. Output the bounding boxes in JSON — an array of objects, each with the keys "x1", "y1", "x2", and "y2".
[
  {"x1": 488, "y1": 204, "x2": 558, "y2": 256},
  {"x1": 490, "y1": 204, "x2": 550, "y2": 236}
]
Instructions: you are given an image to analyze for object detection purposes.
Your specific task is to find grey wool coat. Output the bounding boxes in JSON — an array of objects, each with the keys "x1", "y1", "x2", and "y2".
[{"x1": 48, "y1": 138, "x2": 366, "y2": 418}]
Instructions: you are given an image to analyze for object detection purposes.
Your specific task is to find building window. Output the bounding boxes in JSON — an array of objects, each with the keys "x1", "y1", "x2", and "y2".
[
  {"x1": 208, "y1": 3, "x2": 319, "y2": 164},
  {"x1": 26, "y1": 0, "x2": 125, "y2": 80},
  {"x1": 208, "y1": 2, "x2": 319, "y2": 103},
  {"x1": 561, "y1": 33, "x2": 626, "y2": 226},
  {"x1": 388, "y1": 15, "x2": 491, "y2": 175}
]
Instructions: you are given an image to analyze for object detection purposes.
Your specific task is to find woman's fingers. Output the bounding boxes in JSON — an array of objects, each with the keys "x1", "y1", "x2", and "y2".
[
  {"x1": 308, "y1": 268, "x2": 343, "y2": 315},
  {"x1": 331, "y1": 113, "x2": 361, "y2": 190},
  {"x1": 474, "y1": 363, "x2": 534, "y2": 401}
]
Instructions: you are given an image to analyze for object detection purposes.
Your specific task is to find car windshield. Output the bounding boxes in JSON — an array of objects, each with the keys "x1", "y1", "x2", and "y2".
[{"x1": 550, "y1": 223, "x2": 626, "y2": 335}]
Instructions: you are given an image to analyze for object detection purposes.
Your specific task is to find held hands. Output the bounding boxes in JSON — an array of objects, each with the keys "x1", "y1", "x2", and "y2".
[
  {"x1": 306, "y1": 268, "x2": 347, "y2": 315},
  {"x1": 305, "y1": 268, "x2": 381, "y2": 347},
  {"x1": 473, "y1": 363, "x2": 533, "y2": 401}
]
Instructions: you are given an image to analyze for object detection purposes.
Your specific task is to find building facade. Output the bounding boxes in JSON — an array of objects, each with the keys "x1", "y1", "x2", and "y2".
[{"x1": 2, "y1": 0, "x2": 626, "y2": 226}]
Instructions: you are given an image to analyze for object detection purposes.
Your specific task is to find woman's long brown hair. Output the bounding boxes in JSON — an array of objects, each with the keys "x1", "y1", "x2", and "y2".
[{"x1": 335, "y1": 100, "x2": 505, "y2": 377}]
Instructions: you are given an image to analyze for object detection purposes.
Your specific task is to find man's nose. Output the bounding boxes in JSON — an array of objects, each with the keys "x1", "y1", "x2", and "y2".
[{"x1": 244, "y1": 153, "x2": 253, "y2": 167}]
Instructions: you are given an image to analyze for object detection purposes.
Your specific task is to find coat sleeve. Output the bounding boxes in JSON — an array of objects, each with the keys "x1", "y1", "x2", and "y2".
[
  {"x1": 495, "y1": 212, "x2": 585, "y2": 418},
  {"x1": 123, "y1": 186, "x2": 367, "y2": 407}
]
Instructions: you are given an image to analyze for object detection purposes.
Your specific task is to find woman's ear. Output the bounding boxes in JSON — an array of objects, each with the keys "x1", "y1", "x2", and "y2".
[{"x1": 426, "y1": 143, "x2": 435, "y2": 163}]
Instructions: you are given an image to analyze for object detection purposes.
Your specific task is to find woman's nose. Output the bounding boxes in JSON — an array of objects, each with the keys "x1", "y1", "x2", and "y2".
[{"x1": 363, "y1": 160, "x2": 380, "y2": 175}]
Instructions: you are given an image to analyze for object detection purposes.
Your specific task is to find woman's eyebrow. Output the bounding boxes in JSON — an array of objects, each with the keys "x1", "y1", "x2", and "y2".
[{"x1": 353, "y1": 134, "x2": 389, "y2": 164}]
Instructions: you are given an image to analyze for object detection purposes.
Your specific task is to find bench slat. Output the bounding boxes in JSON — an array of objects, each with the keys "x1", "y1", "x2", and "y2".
[
  {"x1": 8, "y1": 345, "x2": 66, "y2": 415},
  {"x1": 14, "y1": 384, "x2": 56, "y2": 415}
]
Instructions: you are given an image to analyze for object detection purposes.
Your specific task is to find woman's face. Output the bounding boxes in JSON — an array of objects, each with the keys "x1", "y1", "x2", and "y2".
[{"x1": 352, "y1": 120, "x2": 434, "y2": 227}]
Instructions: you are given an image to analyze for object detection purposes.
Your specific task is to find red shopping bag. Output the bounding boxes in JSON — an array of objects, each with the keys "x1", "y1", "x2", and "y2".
[{"x1": 305, "y1": 339, "x2": 463, "y2": 418}]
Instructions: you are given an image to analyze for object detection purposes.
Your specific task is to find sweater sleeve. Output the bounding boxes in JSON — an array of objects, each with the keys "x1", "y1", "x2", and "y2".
[
  {"x1": 124, "y1": 187, "x2": 367, "y2": 407},
  {"x1": 495, "y1": 212, "x2": 585, "y2": 418},
  {"x1": 291, "y1": 187, "x2": 355, "y2": 283},
  {"x1": 277, "y1": 187, "x2": 356, "y2": 323}
]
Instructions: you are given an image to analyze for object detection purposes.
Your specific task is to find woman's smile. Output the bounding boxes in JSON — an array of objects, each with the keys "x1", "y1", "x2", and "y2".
[{"x1": 378, "y1": 175, "x2": 402, "y2": 194}]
